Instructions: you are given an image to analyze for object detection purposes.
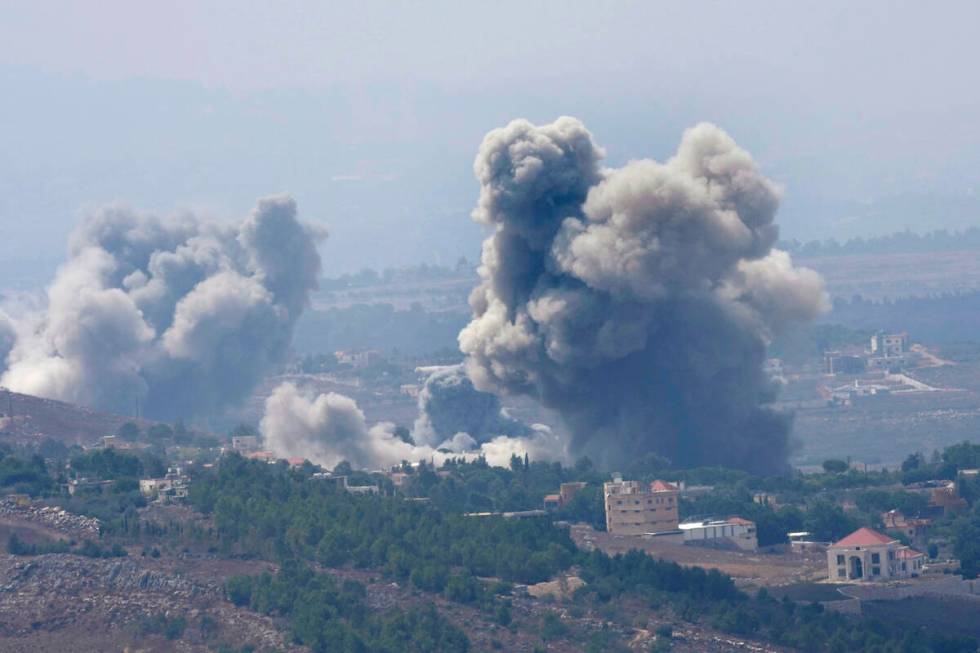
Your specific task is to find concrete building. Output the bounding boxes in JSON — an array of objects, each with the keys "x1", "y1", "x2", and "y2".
[
  {"x1": 823, "y1": 351, "x2": 866, "y2": 375},
  {"x1": 544, "y1": 481, "x2": 588, "y2": 510},
  {"x1": 680, "y1": 517, "x2": 758, "y2": 551},
  {"x1": 139, "y1": 467, "x2": 189, "y2": 503},
  {"x1": 870, "y1": 331, "x2": 909, "y2": 358},
  {"x1": 881, "y1": 510, "x2": 932, "y2": 546},
  {"x1": 603, "y1": 475, "x2": 678, "y2": 536},
  {"x1": 828, "y1": 527, "x2": 926, "y2": 582}
]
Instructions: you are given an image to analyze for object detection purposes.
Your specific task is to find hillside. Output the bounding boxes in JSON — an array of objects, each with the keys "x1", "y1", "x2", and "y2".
[{"x1": 0, "y1": 389, "x2": 150, "y2": 446}]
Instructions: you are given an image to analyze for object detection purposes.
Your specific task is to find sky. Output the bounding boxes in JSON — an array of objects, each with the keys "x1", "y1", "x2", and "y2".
[{"x1": 1, "y1": 1, "x2": 979, "y2": 276}]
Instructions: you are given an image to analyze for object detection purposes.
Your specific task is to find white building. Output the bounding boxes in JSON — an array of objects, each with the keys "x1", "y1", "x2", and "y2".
[
  {"x1": 827, "y1": 527, "x2": 926, "y2": 582},
  {"x1": 139, "y1": 467, "x2": 189, "y2": 503},
  {"x1": 870, "y1": 332, "x2": 909, "y2": 357},
  {"x1": 679, "y1": 517, "x2": 758, "y2": 551}
]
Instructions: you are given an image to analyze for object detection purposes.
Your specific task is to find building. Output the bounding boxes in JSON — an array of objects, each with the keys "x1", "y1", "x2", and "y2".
[
  {"x1": 753, "y1": 492, "x2": 778, "y2": 508},
  {"x1": 603, "y1": 475, "x2": 678, "y2": 536},
  {"x1": 311, "y1": 473, "x2": 379, "y2": 495},
  {"x1": 543, "y1": 494, "x2": 562, "y2": 510},
  {"x1": 827, "y1": 527, "x2": 926, "y2": 582},
  {"x1": 680, "y1": 517, "x2": 758, "y2": 551},
  {"x1": 881, "y1": 510, "x2": 932, "y2": 546},
  {"x1": 871, "y1": 331, "x2": 909, "y2": 358},
  {"x1": 544, "y1": 481, "x2": 588, "y2": 510},
  {"x1": 335, "y1": 349, "x2": 383, "y2": 369},
  {"x1": 823, "y1": 351, "x2": 866, "y2": 375},
  {"x1": 560, "y1": 482, "x2": 587, "y2": 504},
  {"x1": 139, "y1": 467, "x2": 189, "y2": 503}
]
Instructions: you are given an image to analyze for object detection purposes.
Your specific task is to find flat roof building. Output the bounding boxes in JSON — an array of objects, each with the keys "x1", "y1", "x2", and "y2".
[{"x1": 603, "y1": 475, "x2": 678, "y2": 536}]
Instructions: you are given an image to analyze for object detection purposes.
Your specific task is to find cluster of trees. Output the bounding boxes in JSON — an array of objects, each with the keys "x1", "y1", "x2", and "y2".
[
  {"x1": 829, "y1": 292, "x2": 980, "y2": 344},
  {"x1": 7, "y1": 533, "x2": 126, "y2": 558},
  {"x1": 403, "y1": 456, "x2": 605, "y2": 527},
  {"x1": 779, "y1": 227, "x2": 980, "y2": 258},
  {"x1": 116, "y1": 420, "x2": 220, "y2": 450},
  {"x1": 0, "y1": 450, "x2": 54, "y2": 496},
  {"x1": 187, "y1": 454, "x2": 978, "y2": 652},
  {"x1": 226, "y1": 561, "x2": 469, "y2": 653},
  {"x1": 191, "y1": 455, "x2": 577, "y2": 586}
]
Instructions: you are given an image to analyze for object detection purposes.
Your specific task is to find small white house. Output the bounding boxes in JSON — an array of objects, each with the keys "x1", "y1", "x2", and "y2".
[{"x1": 827, "y1": 527, "x2": 926, "y2": 582}]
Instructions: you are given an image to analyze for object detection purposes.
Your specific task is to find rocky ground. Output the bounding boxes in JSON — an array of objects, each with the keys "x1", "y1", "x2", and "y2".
[{"x1": 0, "y1": 502, "x2": 795, "y2": 652}]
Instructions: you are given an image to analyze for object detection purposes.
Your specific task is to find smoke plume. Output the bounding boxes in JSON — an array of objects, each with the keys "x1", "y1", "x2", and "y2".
[
  {"x1": 459, "y1": 117, "x2": 827, "y2": 473},
  {"x1": 0, "y1": 310, "x2": 15, "y2": 375},
  {"x1": 412, "y1": 364, "x2": 530, "y2": 447},
  {"x1": 0, "y1": 196, "x2": 323, "y2": 419},
  {"x1": 261, "y1": 381, "x2": 568, "y2": 470}
]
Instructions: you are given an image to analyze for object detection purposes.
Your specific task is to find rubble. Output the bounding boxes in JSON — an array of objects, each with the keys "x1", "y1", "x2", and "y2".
[
  {"x1": 0, "y1": 499, "x2": 100, "y2": 539},
  {"x1": 0, "y1": 553, "x2": 300, "y2": 651}
]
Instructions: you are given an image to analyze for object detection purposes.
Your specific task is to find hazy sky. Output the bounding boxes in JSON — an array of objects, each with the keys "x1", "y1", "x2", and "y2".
[{"x1": 2, "y1": 1, "x2": 979, "y2": 275}]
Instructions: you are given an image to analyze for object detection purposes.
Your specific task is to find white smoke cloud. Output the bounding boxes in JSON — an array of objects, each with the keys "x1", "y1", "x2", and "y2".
[
  {"x1": 261, "y1": 381, "x2": 569, "y2": 470},
  {"x1": 1, "y1": 195, "x2": 324, "y2": 418},
  {"x1": 459, "y1": 117, "x2": 828, "y2": 473},
  {"x1": 0, "y1": 310, "x2": 16, "y2": 374}
]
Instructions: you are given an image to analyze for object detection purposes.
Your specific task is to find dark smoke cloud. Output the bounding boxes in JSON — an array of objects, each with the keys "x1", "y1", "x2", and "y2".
[
  {"x1": 459, "y1": 118, "x2": 827, "y2": 474},
  {"x1": 1, "y1": 196, "x2": 324, "y2": 419},
  {"x1": 412, "y1": 364, "x2": 530, "y2": 447}
]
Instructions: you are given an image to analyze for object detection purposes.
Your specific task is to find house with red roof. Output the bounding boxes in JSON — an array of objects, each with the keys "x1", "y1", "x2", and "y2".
[{"x1": 828, "y1": 527, "x2": 926, "y2": 582}]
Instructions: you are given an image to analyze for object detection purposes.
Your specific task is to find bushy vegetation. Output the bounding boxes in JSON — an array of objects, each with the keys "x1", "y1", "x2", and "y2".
[
  {"x1": 7, "y1": 533, "x2": 126, "y2": 558},
  {"x1": 0, "y1": 451, "x2": 56, "y2": 496},
  {"x1": 191, "y1": 455, "x2": 576, "y2": 586},
  {"x1": 779, "y1": 227, "x2": 980, "y2": 258},
  {"x1": 190, "y1": 454, "x2": 976, "y2": 652},
  {"x1": 226, "y1": 561, "x2": 469, "y2": 653}
]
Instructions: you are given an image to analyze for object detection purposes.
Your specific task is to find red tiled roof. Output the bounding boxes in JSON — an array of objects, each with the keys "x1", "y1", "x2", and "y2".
[
  {"x1": 896, "y1": 547, "x2": 925, "y2": 559},
  {"x1": 727, "y1": 516, "x2": 755, "y2": 526},
  {"x1": 544, "y1": 494, "x2": 561, "y2": 502},
  {"x1": 832, "y1": 527, "x2": 896, "y2": 548},
  {"x1": 650, "y1": 480, "x2": 677, "y2": 492}
]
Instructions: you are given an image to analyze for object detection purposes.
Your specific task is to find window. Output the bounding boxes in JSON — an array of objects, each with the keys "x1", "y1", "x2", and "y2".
[
  {"x1": 872, "y1": 567, "x2": 880, "y2": 576},
  {"x1": 836, "y1": 554, "x2": 845, "y2": 565},
  {"x1": 888, "y1": 551, "x2": 895, "y2": 560},
  {"x1": 871, "y1": 553, "x2": 880, "y2": 564},
  {"x1": 837, "y1": 569, "x2": 846, "y2": 578}
]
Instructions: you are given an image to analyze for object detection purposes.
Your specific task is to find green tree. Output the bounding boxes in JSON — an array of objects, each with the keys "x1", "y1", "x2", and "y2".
[
  {"x1": 821, "y1": 459, "x2": 848, "y2": 474},
  {"x1": 118, "y1": 421, "x2": 140, "y2": 442}
]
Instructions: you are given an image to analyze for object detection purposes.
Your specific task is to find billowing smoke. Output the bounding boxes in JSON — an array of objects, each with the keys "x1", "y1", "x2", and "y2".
[
  {"x1": 412, "y1": 364, "x2": 530, "y2": 447},
  {"x1": 459, "y1": 117, "x2": 827, "y2": 473},
  {"x1": 262, "y1": 381, "x2": 568, "y2": 470},
  {"x1": 260, "y1": 382, "x2": 423, "y2": 470},
  {"x1": 0, "y1": 310, "x2": 15, "y2": 374},
  {"x1": 0, "y1": 196, "x2": 323, "y2": 418}
]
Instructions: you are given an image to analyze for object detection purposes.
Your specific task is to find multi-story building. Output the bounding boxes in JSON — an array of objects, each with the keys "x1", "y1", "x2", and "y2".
[
  {"x1": 827, "y1": 527, "x2": 926, "y2": 582},
  {"x1": 603, "y1": 475, "x2": 678, "y2": 536},
  {"x1": 870, "y1": 331, "x2": 909, "y2": 358}
]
